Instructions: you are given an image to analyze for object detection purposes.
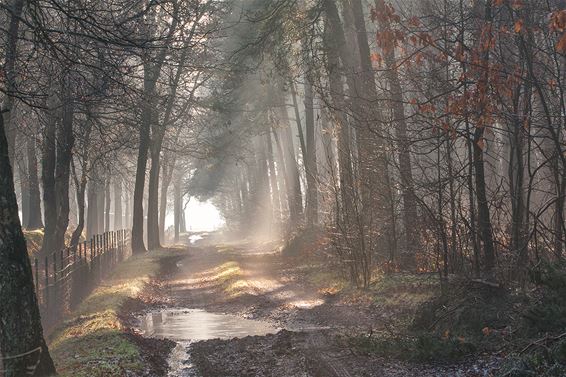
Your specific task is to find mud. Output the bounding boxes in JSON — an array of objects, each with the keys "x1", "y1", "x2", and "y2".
[{"x1": 129, "y1": 236, "x2": 501, "y2": 376}]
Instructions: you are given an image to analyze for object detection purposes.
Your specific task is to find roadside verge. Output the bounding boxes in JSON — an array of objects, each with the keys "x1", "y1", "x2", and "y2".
[{"x1": 47, "y1": 248, "x2": 185, "y2": 377}]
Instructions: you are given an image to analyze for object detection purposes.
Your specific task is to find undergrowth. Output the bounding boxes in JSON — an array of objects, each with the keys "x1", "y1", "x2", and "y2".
[
  {"x1": 348, "y1": 263, "x2": 566, "y2": 373},
  {"x1": 349, "y1": 332, "x2": 476, "y2": 363}
]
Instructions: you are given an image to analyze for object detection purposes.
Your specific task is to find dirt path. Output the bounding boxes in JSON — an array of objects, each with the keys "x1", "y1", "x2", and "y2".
[{"x1": 139, "y1": 235, "x2": 500, "y2": 377}]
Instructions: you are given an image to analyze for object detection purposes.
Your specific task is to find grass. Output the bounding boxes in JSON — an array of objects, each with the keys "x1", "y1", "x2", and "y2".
[{"x1": 48, "y1": 249, "x2": 183, "y2": 377}]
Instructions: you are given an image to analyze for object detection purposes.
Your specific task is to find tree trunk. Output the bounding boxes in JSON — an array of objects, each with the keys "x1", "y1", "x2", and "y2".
[
  {"x1": 53, "y1": 81, "x2": 74, "y2": 253},
  {"x1": 40, "y1": 93, "x2": 58, "y2": 255},
  {"x1": 97, "y1": 177, "x2": 105, "y2": 234},
  {"x1": 376, "y1": 0, "x2": 419, "y2": 254},
  {"x1": 265, "y1": 132, "x2": 281, "y2": 221},
  {"x1": 304, "y1": 76, "x2": 318, "y2": 226},
  {"x1": 124, "y1": 188, "x2": 131, "y2": 229},
  {"x1": 475, "y1": 0, "x2": 496, "y2": 280},
  {"x1": 70, "y1": 159, "x2": 87, "y2": 251},
  {"x1": 159, "y1": 161, "x2": 169, "y2": 241},
  {"x1": 86, "y1": 180, "x2": 98, "y2": 239},
  {"x1": 0, "y1": 106, "x2": 57, "y2": 377},
  {"x1": 18, "y1": 140, "x2": 30, "y2": 228},
  {"x1": 278, "y1": 93, "x2": 304, "y2": 222},
  {"x1": 104, "y1": 176, "x2": 111, "y2": 232},
  {"x1": 322, "y1": 14, "x2": 354, "y2": 225},
  {"x1": 180, "y1": 208, "x2": 187, "y2": 233},
  {"x1": 131, "y1": 95, "x2": 151, "y2": 253},
  {"x1": 291, "y1": 84, "x2": 307, "y2": 161},
  {"x1": 147, "y1": 142, "x2": 162, "y2": 250},
  {"x1": 27, "y1": 135, "x2": 43, "y2": 229},
  {"x1": 174, "y1": 173, "x2": 181, "y2": 242},
  {"x1": 114, "y1": 178, "x2": 123, "y2": 230}
]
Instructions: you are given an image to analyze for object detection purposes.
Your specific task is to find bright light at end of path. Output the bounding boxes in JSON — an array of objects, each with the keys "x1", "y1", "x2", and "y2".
[{"x1": 166, "y1": 199, "x2": 225, "y2": 232}]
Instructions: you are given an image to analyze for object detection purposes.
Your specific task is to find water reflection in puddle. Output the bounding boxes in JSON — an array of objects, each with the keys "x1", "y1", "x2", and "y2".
[
  {"x1": 137, "y1": 309, "x2": 279, "y2": 376},
  {"x1": 188, "y1": 234, "x2": 204, "y2": 244}
]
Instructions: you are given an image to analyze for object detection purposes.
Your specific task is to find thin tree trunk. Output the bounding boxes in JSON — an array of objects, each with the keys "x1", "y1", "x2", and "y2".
[
  {"x1": 70, "y1": 158, "x2": 87, "y2": 250},
  {"x1": 147, "y1": 142, "x2": 162, "y2": 250},
  {"x1": 18, "y1": 141, "x2": 30, "y2": 228},
  {"x1": 474, "y1": 0, "x2": 496, "y2": 279},
  {"x1": 27, "y1": 135, "x2": 43, "y2": 229},
  {"x1": 104, "y1": 176, "x2": 111, "y2": 232},
  {"x1": 51, "y1": 79, "x2": 74, "y2": 254},
  {"x1": 272, "y1": 126, "x2": 290, "y2": 217},
  {"x1": 159, "y1": 161, "x2": 169, "y2": 241},
  {"x1": 265, "y1": 132, "x2": 281, "y2": 221},
  {"x1": 174, "y1": 173, "x2": 181, "y2": 242},
  {"x1": 291, "y1": 84, "x2": 307, "y2": 161},
  {"x1": 304, "y1": 76, "x2": 318, "y2": 226},
  {"x1": 97, "y1": 176, "x2": 105, "y2": 235},
  {"x1": 114, "y1": 178, "x2": 123, "y2": 230},
  {"x1": 40, "y1": 93, "x2": 58, "y2": 255},
  {"x1": 86, "y1": 180, "x2": 98, "y2": 239},
  {"x1": 376, "y1": 0, "x2": 419, "y2": 254},
  {"x1": 278, "y1": 92, "x2": 304, "y2": 222},
  {"x1": 124, "y1": 188, "x2": 131, "y2": 229},
  {"x1": 180, "y1": 208, "x2": 187, "y2": 233}
]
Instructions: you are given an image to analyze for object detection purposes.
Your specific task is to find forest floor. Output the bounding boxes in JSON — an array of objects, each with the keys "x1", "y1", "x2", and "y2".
[{"x1": 124, "y1": 233, "x2": 504, "y2": 377}]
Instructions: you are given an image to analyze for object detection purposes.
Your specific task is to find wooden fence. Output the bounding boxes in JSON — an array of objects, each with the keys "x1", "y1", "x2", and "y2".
[{"x1": 32, "y1": 229, "x2": 131, "y2": 327}]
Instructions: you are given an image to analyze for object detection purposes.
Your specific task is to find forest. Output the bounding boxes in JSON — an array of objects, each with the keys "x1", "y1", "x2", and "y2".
[{"x1": 1, "y1": 0, "x2": 566, "y2": 376}]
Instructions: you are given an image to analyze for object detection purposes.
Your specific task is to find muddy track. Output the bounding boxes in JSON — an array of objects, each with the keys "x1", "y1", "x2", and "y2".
[
  {"x1": 138, "y1": 238, "x2": 356, "y2": 376},
  {"x1": 306, "y1": 332, "x2": 352, "y2": 377}
]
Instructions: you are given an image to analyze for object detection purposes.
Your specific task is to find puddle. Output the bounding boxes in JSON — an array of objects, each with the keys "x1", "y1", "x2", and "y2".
[
  {"x1": 137, "y1": 309, "x2": 279, "y2": 376},
  {"x1": 189, "y1": 234, "x2": 204, "y2": 244}
]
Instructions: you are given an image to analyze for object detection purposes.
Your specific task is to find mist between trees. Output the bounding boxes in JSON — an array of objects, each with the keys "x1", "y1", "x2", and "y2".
[{"x1": 1, "y1": 0, "x2": 566, "y2": 376}]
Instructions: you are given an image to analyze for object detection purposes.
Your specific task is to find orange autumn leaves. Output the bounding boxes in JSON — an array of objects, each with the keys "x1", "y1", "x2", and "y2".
[{"x1": 550, "y1": 10, "x2": 566, "y2": 53}]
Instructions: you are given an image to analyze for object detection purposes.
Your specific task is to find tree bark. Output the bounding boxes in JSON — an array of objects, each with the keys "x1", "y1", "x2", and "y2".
[
  {"x1": 0, "y1": 105, "x2": 57, "y2": 377},
  {"x1": 265, "y1": 132, "x2": 281, "y2": 221},
  {"x1": 114, "y1": 178, "x2": 123, "y2": 230},
  {"x1": 86, "y1": 179, "x2": 99, "y2": 239},
  {"x1": 40, "y1": 93, "x2": 58, "y2": 255},
  {"x1": 474, "y1": 0, "x2": 496, "y2": 279},
  {"x1": 173, "y1": 172, "x2": 181, "y2": 242},
  {"x1": 147, "y1": 140, "x2": 162, "y2": 250},
  {"x1": 124, "y1": 188, "x2": 131, "y2": 229},
  {"x1": 304, "y1": 76, "x2": 318, "y2": 226},
  {"x1": 27, "y1": 135, "x2": 43, "y2": 229},
  {"x1": 104, "y1": 176, "x2": 111, "y2": 232},
  {"x1": 131, "y1": 86, "x2": 151, "y2": 252},
  {"x1": 278, "y1": 93, "x2": 303, "y2": 222},
  {"x1": 53, "y1": 81, "x2": 74, "y2": 253},
  {"x1": 70, "y1": 158, "x2": 87, "y2": 251},
  {"x1": 18, "y1": 137, "x2": 30, "y2": 228}
]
